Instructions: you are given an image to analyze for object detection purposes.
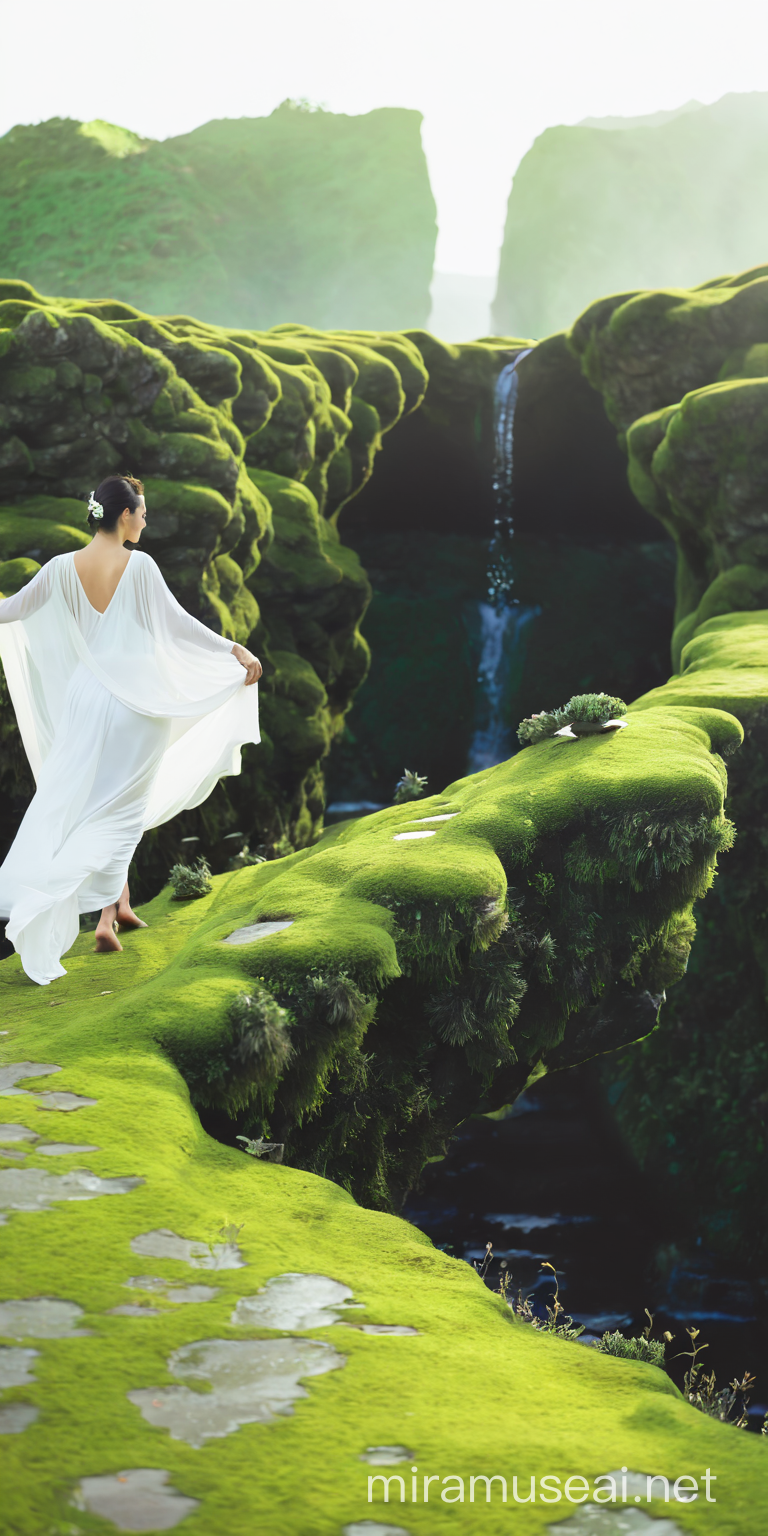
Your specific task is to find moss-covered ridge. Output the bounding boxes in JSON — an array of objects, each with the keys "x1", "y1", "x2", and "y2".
[
  {"x1": 1, "y1": 606, "x2": 748, "y2": 1209},
  {"x1": 2, "y1": 876, "x2": 766, "y2": 1534},
  {"x1": 0, "y1": 280, "x2": 524, "y2": 878}
]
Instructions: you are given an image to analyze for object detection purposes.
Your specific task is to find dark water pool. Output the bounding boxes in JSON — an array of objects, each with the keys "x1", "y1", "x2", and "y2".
[{"x1": 402, "y1": 1060, "x2": 767, "y2": 1431}]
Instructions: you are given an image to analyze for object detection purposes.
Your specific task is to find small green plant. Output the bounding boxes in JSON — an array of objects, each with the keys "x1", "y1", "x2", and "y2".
[
  {"x1": 678, "y1": 1327, "x2": 754, "y2": 1428},
  {"x1": 227, "y1": 844, "x2": 267, "y2": 871},
  {"x1": 236, "y1": 1135, "x2": 284, "y2": 1163},
  {"x1": 518, "y1": 693, "x2": 627, "y2": 746},
  {"x1": 394, "y1": 768, "x2": 428, "y2": 803},
  {"x1": 594, "y1": 1309, "x2": 671, "y2": 1368},
  {"x1": 169, "y1": 855, "x2": 213, "y2": 900},
  {"x1": 228, "y1": 990, "x2": 294, "y2": 1084},
  {"x1": 497, "y1": 1261, "x2": 585, "y2": 1341}
]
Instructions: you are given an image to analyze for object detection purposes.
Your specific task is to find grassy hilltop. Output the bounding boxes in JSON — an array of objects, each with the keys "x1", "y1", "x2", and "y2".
[{"x1": 0, "y1": 104, "x2": 437, "y2": 331}]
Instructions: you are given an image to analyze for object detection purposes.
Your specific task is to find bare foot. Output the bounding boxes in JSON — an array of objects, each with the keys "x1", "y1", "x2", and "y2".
[
  {"x1": 94, "y1": 906, "x2": 123, "y2": 954},
  {"x1": 115, "y1": 881, "x2": 148, "y2": 932}
]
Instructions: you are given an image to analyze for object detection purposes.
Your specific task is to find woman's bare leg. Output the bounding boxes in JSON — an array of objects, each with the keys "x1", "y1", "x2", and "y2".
[
  {"x1": 94, "y1": 900, "x2": 122, "y2": 952},
  {"x1": 115, "y1": 880, "x2": 147, "y2": 930}
]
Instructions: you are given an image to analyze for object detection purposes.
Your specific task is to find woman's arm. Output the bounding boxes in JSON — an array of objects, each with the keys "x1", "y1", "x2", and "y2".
[
  {"x1": 0, "y1": 561, "x2": 56, "y2": 623},
  {"x1": 144, "y1": 554, "x2": 262, "y2": 681}
]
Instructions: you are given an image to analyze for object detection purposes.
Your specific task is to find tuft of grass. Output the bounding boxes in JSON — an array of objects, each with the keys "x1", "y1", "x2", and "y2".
[
  {"x1": 518, "y1": 692, "x2": 627, "y2": 746},
  {"x1": 169, "y1": 855, "x2": 213, "y2": 900},
  {"x1": 594, "y1": 1310, "x2": 670, "y2": 1368}
]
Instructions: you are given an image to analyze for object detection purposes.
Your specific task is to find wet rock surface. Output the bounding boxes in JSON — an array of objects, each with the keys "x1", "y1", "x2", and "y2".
[
  {"x1": 231, "y1": 1272, "x2": 354, "y2": 1330},
  {"x1": 130, "y1": 1228, "x2": 246, "y2": 1271},
  {"x1": 126, "y1": 1276, "x2": 220, "y2": 1305},
  {"x1": 549, "y1": 1509, "x2": 682, "y2": 1536},
  {"x1": 0, "y1": 1063, "x2": 61, "y2": 1094},
  {"x1": 0, "y1": 1403, "x2": 38, "y2": 1433},
  {"x1": 0, "y1": 1298, "x2": 87, "y2": 1338},
  {"x1": 128, "y1": 1336, "x2": 345, "y2": 1447},
  {"x1": 224, "y1": 920, "x2": 294, "y2": 945},
  {"x1": 0, "y1": 1346, "x2": 38, "y2": 1387},
  {"x1": 74, "y1": 1468, "x2": 199, "y2": 1531},
  {"x1": 36, "y1": 1142, "x2": 99, "y2": 1155},
  {"x1": 34, "y1": 1092, "x2": 98, "y2": 1111},
  {"x1": 359, "y1": 1447, "x2": 413, "y2": 1466},
  {"x1": 0, "y1": 1167, "x2": 144, "y2": 1215}
]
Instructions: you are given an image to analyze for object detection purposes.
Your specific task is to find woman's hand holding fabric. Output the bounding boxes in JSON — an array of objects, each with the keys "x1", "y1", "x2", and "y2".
[{"x1": 231, "y1": 643, "x2": 263, "y2": 684}]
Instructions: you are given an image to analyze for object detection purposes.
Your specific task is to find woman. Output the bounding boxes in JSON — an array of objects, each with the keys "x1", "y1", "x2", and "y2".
[{"x1": 0, "y1": 474, "x2": 262, "y2": 986}]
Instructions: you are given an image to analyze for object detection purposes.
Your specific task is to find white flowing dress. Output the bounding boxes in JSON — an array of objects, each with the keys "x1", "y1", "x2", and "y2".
[{"x1": 0, "y1": 549, "x2": 260, "y2": 986}]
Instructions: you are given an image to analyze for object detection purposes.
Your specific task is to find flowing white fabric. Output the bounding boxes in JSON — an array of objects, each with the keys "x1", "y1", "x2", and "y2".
[{"x1": 0, "y1": 549, "x2": 259, "y2": 985}]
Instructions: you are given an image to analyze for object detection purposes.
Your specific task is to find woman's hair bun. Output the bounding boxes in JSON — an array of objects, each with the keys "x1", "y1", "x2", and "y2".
[{"x1": 87, "y1": 474, "x2": 144, "y2": 532}]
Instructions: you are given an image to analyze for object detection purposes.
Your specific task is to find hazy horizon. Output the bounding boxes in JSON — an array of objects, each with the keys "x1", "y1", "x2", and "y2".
[{"x1": 3, "y1": 1, "x2": 768, "y2": 278}]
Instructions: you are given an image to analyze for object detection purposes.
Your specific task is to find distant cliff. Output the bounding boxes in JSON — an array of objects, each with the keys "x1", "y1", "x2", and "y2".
[
  {"x1": 0, "y1": 103, "x2": 437, "y2": 331},
  {"x1": 493, "y1": 92, "x2": 768, "y2": 338}
]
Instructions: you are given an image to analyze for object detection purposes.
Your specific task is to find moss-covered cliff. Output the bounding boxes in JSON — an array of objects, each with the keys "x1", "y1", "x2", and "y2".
[
  {"x1": 493, "y1": 91, "x2": 768, "y2": 338},
  {"x1": 0, "y1": 105, "x2": 437, "y2": 330},
  {"x1": 569, "y1": 265, "x2": 768, "y2": 1265}
]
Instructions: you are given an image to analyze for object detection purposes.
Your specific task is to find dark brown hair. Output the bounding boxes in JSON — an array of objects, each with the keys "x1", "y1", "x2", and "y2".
[{"x1": 88, "y1": 474, "x2": 145, "y2": 532}]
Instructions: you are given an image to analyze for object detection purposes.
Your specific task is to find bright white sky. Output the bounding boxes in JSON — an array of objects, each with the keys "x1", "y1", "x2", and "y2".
[{"x1": 3, "y1": 0, "x2": 768, "y2": 275}]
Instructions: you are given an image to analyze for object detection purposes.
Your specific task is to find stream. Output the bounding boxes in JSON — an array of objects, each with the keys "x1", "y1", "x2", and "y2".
[{"x1": 402, "y1": 1060, "x2": 767, "y2": 1431}]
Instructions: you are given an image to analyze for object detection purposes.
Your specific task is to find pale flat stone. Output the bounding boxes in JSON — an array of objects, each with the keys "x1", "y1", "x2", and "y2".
[
  {"x1": 130, "y1": 1228, "x2": 246, "y2": 1271},
  {"x1": 224, "y1": 919, "x2": 294, "y2": 945},
  {"x1": 343, "y1": 1524, "x2": 411, "y2": 1536},
  {"x1": 0, "y1": 1063, "x2": 61, "y2": 1095},
  {"x1": 601, "y1": 1472, "x2": 694, "y2": 1504},
  {"x1": 0, "y1": 1124, "x2": 38, "y2": 1143},
  {"x1": 0, "y1": 1346, "x2": 38, "y2": 1387},
  {"x1": 165, "y1": 1285, "x2": 220, "y2": 1305},
  {"x1": 75, "y1": 1469, "x2": 199, "y2": 1531},
  {"x1": 360, "y1": 1447, "x2": 413, "y2": 1465},
  {"x1": 549, "y1": 1507, "x2": 682, "y2": 1535},
  {"x1": 356, "y1": 1324, "x2": 419, "y2": 1336},
  {"x1": 125, "y1": 1276, "x2": 220, "y2": 1305},
  {"x1": 231, "y1": 1273, "x2": 354, "y2": 1330},
  {"x1": 35, "y1": 1092, "x2": 98, "y2": 1111},
  {"x1": 0, "y1": 1148, "x2": 26, "y2": 1160},
  {"x1": 0, "y1": 1403, "x2": 38, "y2": 1433},
  {"x1": 129, "y1": 1336, "x2": 345, "y2": 1448},
  {"x1": 36, "y1": 1143, "x2": 100, "y2": 1155},
  {"x1": 0, "y1": 1167, "x2": 144, "y2": 1215},
  {"x1": 108, "y1": 1305, "x2": 161, "y2": 1317},
  {"x1": 0, "y1": 1298, "x2": 87, "y2": 1338},
  {"x1": 406, "y1": 814, "x2": 458, "y2": 822},
  {"x1": 392, "y1": 831, "x2": 436, "y2": 841}
]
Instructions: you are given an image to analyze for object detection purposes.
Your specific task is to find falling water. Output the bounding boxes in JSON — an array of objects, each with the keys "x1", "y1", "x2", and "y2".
[{"x1": 467, "y1": 348, "x2": 539, "y2": 772}]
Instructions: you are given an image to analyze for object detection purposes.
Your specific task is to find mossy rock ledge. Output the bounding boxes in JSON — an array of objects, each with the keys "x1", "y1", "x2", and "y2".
[{"x1": 1, "y1": 732, "x2": 766, "y2": 1534}]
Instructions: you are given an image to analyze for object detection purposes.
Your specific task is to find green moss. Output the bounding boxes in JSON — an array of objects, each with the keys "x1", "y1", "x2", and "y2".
[
  {"x1": 0, "y1": 513, "x2": 89, "y2": 560},
  {"x1": 0, "y1": 556, "x2": 40, "y2": 595},
  {"x1": 3, "y1": 922, "x2": 765, "y2": 1532}
]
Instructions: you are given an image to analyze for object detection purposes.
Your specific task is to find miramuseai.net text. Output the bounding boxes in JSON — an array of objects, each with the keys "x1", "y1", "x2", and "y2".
[{"x1": 367, "y1": 1468, "x2": 718, "y2": 1506}]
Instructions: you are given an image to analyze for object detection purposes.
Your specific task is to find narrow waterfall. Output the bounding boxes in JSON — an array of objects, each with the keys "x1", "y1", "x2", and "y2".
[{"x1": 467, "y1": 348, "x2": 539, "y2": 772}]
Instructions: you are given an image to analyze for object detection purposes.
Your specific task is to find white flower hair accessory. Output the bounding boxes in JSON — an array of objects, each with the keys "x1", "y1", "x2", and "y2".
[{"x1": 87, "y1": 492, "x2": 104, "y2": 521}]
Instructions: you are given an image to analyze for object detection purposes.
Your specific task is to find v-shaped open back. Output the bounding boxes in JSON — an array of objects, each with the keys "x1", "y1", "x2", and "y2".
[{"x1": 71, "y1": 551, "x2": 134, "y2": 615}]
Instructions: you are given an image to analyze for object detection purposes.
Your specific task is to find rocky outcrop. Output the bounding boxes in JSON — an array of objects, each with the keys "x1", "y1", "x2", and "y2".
[{"x1": 0, "y1": 106, "x2": 437, "y2": 330}]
